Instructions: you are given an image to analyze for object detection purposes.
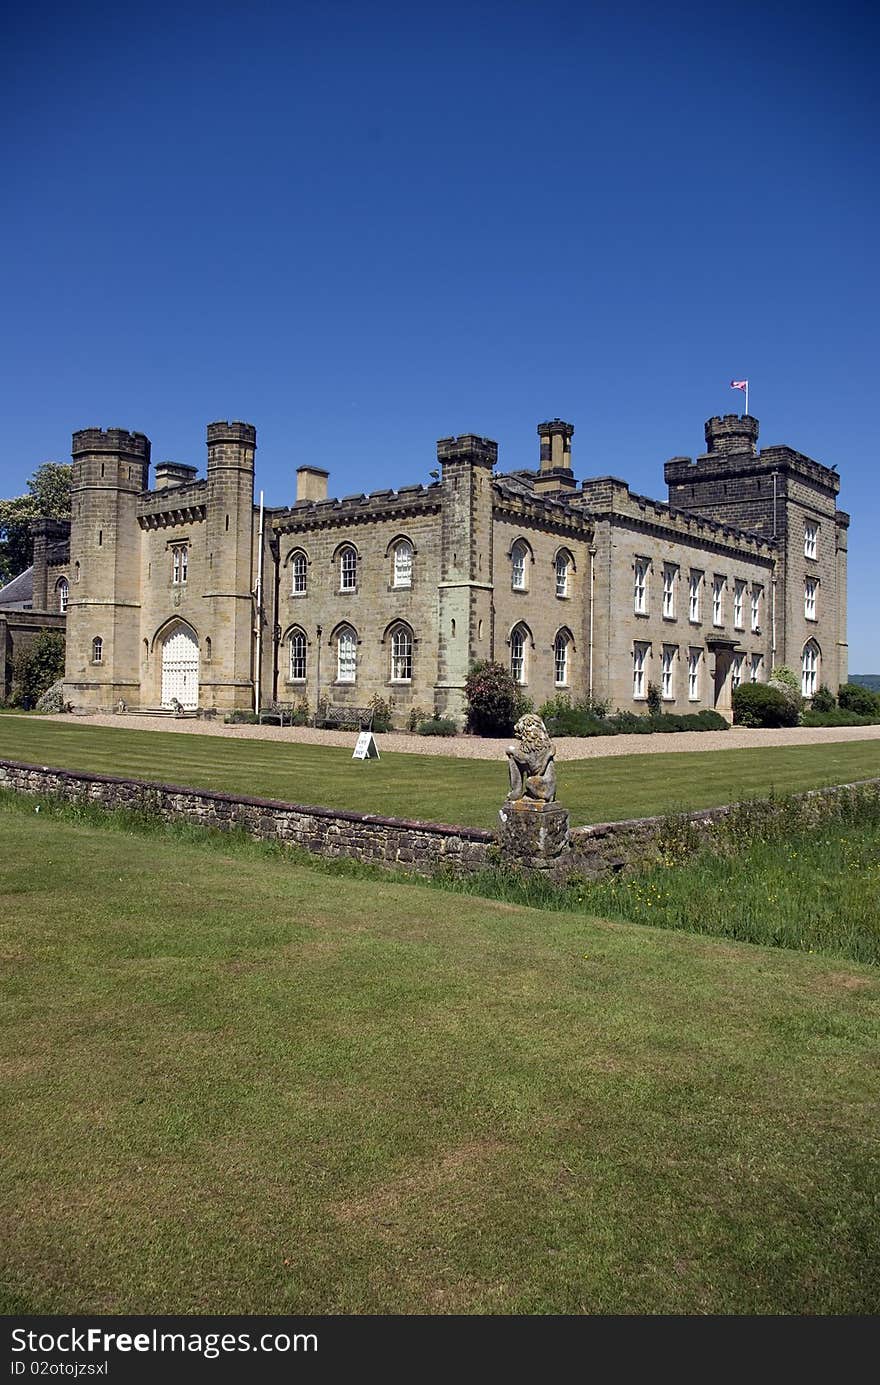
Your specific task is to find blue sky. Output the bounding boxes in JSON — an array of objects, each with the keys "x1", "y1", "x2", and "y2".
[{"x1": 2, "y1": 0, "x2": 877, "y2": 668}]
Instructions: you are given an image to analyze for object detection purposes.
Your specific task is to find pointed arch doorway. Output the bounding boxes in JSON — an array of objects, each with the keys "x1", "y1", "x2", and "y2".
[{"x1": 161, "y1": 623, "x2": 199, "y2": 709}]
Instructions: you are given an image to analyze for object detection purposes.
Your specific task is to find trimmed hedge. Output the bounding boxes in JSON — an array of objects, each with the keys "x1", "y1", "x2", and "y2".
[
  {"x1": 544, "y1": 708, "x2": 729, "y2": 738},
  {"x1": 802, "y1": 708, "x2": 880, "y2": 728},
  {"x1": 417, "y1": 717, "x2": 458, "y2": 737}
]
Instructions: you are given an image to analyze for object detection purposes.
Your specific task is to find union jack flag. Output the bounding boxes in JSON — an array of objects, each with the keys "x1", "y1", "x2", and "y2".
[{"x1": 730, "y1": 380, "x2": 748, "y2": 391}]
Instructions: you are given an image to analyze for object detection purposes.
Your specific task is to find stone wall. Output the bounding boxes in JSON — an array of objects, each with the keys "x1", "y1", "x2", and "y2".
[
  {"x1": 1, "y1": 757, "x2": 877, "y2": 885},
  {"x1": 0, "y1": 759, "x2": 493, "y2": 875}
]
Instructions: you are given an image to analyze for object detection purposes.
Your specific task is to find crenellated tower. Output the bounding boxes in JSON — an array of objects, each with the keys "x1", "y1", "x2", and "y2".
[
  {"x1": 203, "y1": 421, "x2": 258, "y2": 710},
  {"x1": 64, "y1": 428, "x2": 150, "y2": 708},
  {"x1": 435, "y1": 433, "x2": 497, "y2": 721}
]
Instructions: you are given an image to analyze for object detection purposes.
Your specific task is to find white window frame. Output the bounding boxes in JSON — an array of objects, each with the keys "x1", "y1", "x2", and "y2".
[
  {"x1": 634, "y1": 558, "x2": 649, "y2": 615},
  {"x1": 733, "y1": 580, "x2": 745, "y2": 630},
  {"x1": 510, "y1": 626, "x2": 527, "y2": 684},
  {"x1": 555, "y1": 552, "x2": 570, "y2": 599},
  {"x1": 58, "y1": 578, "x2": 69, "y2": 613},
  {"x1": 393, "y1": 541, "x2": 413, "y2": 589},
  {"x1": 751, "y1": 586, "x2": 761, "y2": 633},
  {"x1": 805, "y1": 576, "x2": 818, "y2": 621},
  {"x1": 750, "y1": 653, "x2": 763, "y2": 683},
  {"x1": 689, "y1": 570, "x2": 702, "y2": 623},
  {"x1": 92, "y1": 636, "x2": 103, "y2": 664},
  {"x1": 662, "y1": 564, "x2": 676, "y2": 619},
  {"x1": 661, "y1": 645, "x2": 675, "y2": 700},
  {"x1": 289, "y1": 631, "x2": 306, "y2": 682},
  {"x1": 687, "y1": 647, "x2": 701, "y2": 701},
  {"x1": 340, "y1": 547, "x2": 357, "y2": 592},
  {"x1": 802, "y1": 642, "x2": 819, "y2": 697},
  {"x1": 291, "y1": 552, "x2": 307, "y2": 595},
  {"x1": 712, "y1": 575, "x2": 725, "y2": 626},
  {"x1": 511, "y1": 543, "x2": 527, "y2": 592},
  {"x1": 390, "y1": 626, "x2": 413, "y2": 682},
  {"x1": 337, "y1": 628, "x2": 357, "y2": 682},
  {"x1": 804, "y1": 521, "x2": 818, "y2": 560},
  {"x1": 731, "y1": 654, "x2": 744, "y2": 691},
  {"x1": 172, "y1": 545, "x2": 188, "y2": 585},
  {"x1": 633, "y1": 641, "x2": 649, "y2": 699},
  {"x1": 554, "y1": 632, "x2": 569, "y2": 686}
]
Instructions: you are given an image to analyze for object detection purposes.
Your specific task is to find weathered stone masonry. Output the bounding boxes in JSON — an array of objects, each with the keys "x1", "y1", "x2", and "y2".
[{"x1": 2, "y1": 758, "x2": 877, "y2": 883}]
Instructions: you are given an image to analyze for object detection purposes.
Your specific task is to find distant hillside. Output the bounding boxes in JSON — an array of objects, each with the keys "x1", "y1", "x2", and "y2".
[{"x1": 851, "y1": 674, "x2": 880, "y2": 692}]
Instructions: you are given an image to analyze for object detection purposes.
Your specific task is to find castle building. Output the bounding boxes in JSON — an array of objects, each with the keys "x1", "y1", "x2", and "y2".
[{"x1": 35, "y1": 413, "x2": 847, "y2": 724}]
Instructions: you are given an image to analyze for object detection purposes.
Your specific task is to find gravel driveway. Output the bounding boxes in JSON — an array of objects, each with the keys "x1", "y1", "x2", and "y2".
[{"x1": 40, "y1": 713, "x2": 880, "y2": 761}]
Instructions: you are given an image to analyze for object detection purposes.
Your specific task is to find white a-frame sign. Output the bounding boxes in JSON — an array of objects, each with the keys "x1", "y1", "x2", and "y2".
[{"x1": 352, "y1": 731, "x2": 380, "y2": 760}]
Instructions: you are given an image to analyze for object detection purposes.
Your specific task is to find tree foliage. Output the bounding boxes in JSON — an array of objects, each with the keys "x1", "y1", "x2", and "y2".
[
  {"x1": 464, "y1": 660, "x2": 519, "y2": 736},
  {"x1": 9, "y1": 632, "x2": 66, "y2": 708},
  {"x1": 0, "y1": 462, "x2": 73, "y2": 585}
]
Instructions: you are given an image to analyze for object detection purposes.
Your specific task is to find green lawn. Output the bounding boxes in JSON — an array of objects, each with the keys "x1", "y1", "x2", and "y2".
[
  {"x1": 2, "y1": 803, "x2": 879, "y2": 1314},
  {"x1": 0, "y1": 716, "x2": 879, "y2": 828}
]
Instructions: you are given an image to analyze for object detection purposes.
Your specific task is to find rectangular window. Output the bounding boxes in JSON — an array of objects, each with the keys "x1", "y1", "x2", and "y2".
[
  {"x1": 750, "y1": 653, "x2": 763, "y2": 683},
  {"x1": 731, "y1": 654, "x2": 744, "y2": 691},
  {"x1": 751, "y1": 586, "x2": 761, "y2": 633},
  {"x1": 172, "y1": 547, "x2": 187, "y2": 585},
  {"x1": 712, "y1": 575, "x2": 725, "y2": 626},
  {"x1": 689, "y1": 570, "x2": 702, "y2": 622},
  {"x1": 733, "y1": 580, "x2": 745, "y2": 629},
  {"x1": 633, "y1": 641, "x2": 649, "y2": 699},
  {"x1": 661, "y1": 645, "x2": 675, "y2": 700},
  {"x1": 634, "y1": 558, "x2": 649, "y2": 615},
  {"x1": 555, "y1": 553, "x2": 569, "y2": 598},
  {"x1": 688, "y1": 648, "x2": 701, "y2": 701},
  {"x1": 805, "y1": 576, "x2": 818, "y2": 620},
  {"x1": 804, "y1": 521, "x2": 818, "y2": 560},
  {"x1": 662, "y1": 564, "x2": 676, "y2": 619}
]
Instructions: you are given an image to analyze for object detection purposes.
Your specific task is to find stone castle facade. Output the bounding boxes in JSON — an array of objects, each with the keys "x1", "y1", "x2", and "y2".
[{"x1": 42, "y1": 413, "x2": 847, "y2": 724}]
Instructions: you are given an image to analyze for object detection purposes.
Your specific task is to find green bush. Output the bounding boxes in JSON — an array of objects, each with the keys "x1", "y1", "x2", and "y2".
[
  {"x1": 465, "y1": 661, "x2": 519, "y2": 737},
  {"x1": 838, "y1": 683, "x2": 880, "y2": 717},
  {"x1": 10, "y1": 632, "x2": 65, "y2": 709},
  {"x1": 417, "y1": 717, "x2": 457, "y2": 737},
  {"x1": 802, "y1": 708, "x2": 879, "y2": 728},
  {"x1": 646, "y1": 681, "x2": 662, "y2": 716},
  {"x1": 732, "y1": 682, "x2": 798, "y2": 728},
  {"x1": 367, "y1": 693, "x2": 394, "y2": 733},
  {"x1": 542, "y1": 706, "x2": 729, "y2": 738},
  {"x1": 810, "y1": 684, "x2": 837, "y2": 712},
  {"x1": 223, "y1": 710, "x2": 260, "y2": 725}
]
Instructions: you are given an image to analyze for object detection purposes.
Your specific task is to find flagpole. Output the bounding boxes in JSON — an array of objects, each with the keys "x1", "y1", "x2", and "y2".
[{"x1": 745, "y1": 382, "x2": 749, "y2": 417}]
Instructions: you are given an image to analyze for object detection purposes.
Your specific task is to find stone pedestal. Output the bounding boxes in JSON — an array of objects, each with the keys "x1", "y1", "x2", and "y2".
[{"x1": 497, "y1": 798, "x2": 570, "y2": 869}]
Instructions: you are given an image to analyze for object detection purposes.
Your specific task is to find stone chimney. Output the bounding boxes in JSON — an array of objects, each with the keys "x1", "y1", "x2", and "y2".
[
  {"x1": 534, "y1": 419, "x2": 577, "y2": 493},
  {"x1": 296, "y1": 466, "x2": 329, "y2": 503},
  {"x1": 154, "y1": 462, "x2": 198, "y2": 491}
]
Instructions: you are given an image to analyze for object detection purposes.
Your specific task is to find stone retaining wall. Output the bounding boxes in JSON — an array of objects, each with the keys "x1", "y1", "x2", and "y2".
[
  {"x1": 0, "y1": 759, "x2": 493, "y2": 875},
  {"x1": 1, "y1": 758, "x2": 878, "y2": 882}
]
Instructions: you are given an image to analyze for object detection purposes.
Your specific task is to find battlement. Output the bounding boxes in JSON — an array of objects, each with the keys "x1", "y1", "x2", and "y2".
[
  {"x1": 665, "y1": 444, "x2": 840, "y2": 495},
  {"x1": 704, "y1": 414, "x2": 759, "y2": 455},
  {"x1": 272, "y1": 481, "x2": 442, "y2": 535},
  {"x1": 206, "y1": 421, "x2": 257, "y2": 446},
  {"x1": 72, "y1": 428, "x2": 151, "y2": 461},
  {"x1": 436, "y1": 434, "x2": 498, "y2": 467},
  {"x1": 537, "y1": 419, "x2": 574, "y2": 439},
  {"x1": 580, "y1": 475, "x2": 777, "y2": 558}
]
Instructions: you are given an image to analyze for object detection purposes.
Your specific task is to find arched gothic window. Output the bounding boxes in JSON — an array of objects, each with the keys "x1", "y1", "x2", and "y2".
[
  {"x1": 337, "y1": 626, "x2": 357, "y2": 682},
  {"x1": 511, "y1": 541, "x2": 528, "y2": 592},
  {"x1": 510, "y1": 625, "x2": 528, "y2": 684},
  {"x1": 390, "y1": 625, "x2": 413, "y2": 682},
  {"x1": 340, "y1": 546, "x2": 357, "y2": 591},
  {"x1": 802, "y1": 641, "x2": 820, "y2": 698},
  {"x1": 554, "y1": 631, "x2": 570, "y2": 686},
  {"x1": 57, "y1": 577, "x2": 69, "y2": 613},
  {"x1": 393, "y1": 540, "x2": 413, "y2": 589},
  {"x1": 92, "y1": 636, "x2": 103, "y2": 664},
  {"x1": 289, "y1": 629, "x2": 307, "y2": 681},
  {"x1": 291, "y1": 551, "x2": 307, "y2": 595}
]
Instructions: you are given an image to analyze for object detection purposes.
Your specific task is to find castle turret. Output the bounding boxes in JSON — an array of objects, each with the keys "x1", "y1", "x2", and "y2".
[
  {"x1": 435, "y1": 433, "x2": 497, "y2": 720},
  {"x1": 534, "y1": 419, "x2": 576, "y2": 494},
  {"x1": 704, "y1": 414, "x2": 759, "y2": 456},
  {"x1": 63, "y1": 428, "x2": 150, "y2": 708},
  {"x1": 203, "y1": 421, "x2": 257, "y2": 710}
]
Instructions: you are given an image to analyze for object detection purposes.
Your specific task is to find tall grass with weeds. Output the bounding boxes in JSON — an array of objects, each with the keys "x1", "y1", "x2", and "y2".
[{"x1": 433, "y1": 787, "x2": 880, "y2": 966}]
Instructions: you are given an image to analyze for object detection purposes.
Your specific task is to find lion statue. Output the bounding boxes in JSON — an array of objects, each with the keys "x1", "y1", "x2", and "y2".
[{"x1": 505, "y1": 713, "x2": 557, "y2": 804}]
